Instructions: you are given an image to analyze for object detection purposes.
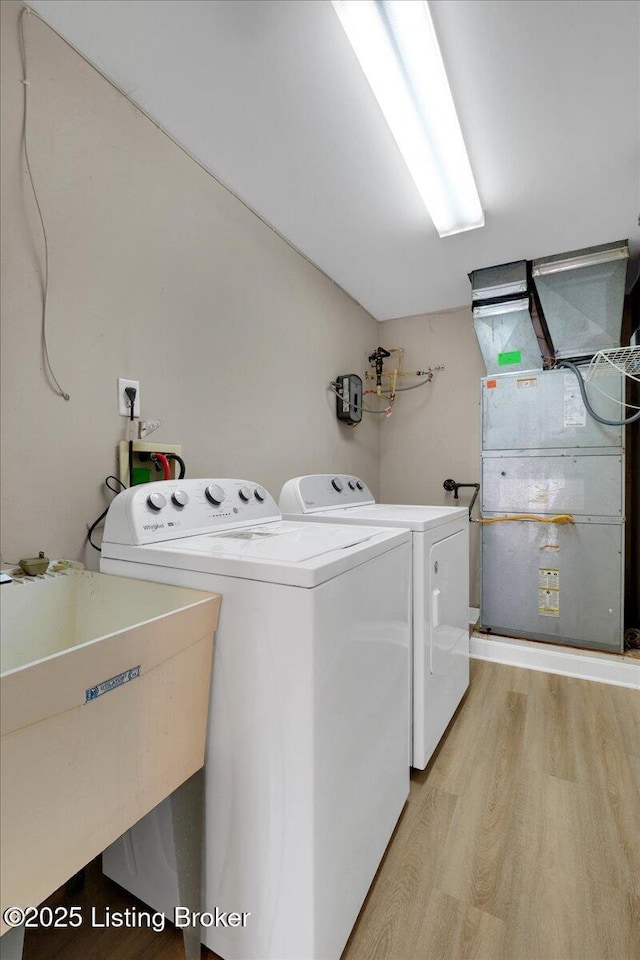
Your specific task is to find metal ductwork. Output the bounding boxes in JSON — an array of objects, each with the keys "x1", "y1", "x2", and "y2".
[
  {"x1": 532, "y1": 240, "x2": 629, "y2": 359},
  {"x1": 470, "y1": 260, "x2": 528, "y2": 302},
  {"x1": 470, "y1": 260, "x2": 545, "y2": 374}
]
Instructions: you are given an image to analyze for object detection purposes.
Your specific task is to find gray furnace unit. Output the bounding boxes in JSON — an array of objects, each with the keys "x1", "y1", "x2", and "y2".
[
  {"x1": 480, "y1": 368, "x2": 624, "y2": 652},
  {"x1": 475, "y1": 241, "x2": 629, "y2": 653}
]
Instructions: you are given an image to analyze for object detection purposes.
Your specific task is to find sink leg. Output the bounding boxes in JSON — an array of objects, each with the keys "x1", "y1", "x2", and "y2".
[
  {"x1": 0, "y1": 924, "x2": 25, "y2": 960},
  {"x1": 170, "y1": 769, "x2": 204, "y2": 960}
]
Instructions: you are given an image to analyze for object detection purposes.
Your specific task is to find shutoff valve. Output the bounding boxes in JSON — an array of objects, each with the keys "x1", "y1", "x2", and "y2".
[{"x1": 368, "y1": 347, "x2": 391, "y2": 388}]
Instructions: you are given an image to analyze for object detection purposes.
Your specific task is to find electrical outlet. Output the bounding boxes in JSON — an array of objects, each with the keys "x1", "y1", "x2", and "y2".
[{"x1": 118, "y1": 378, "x2": 140, "y2": 417}]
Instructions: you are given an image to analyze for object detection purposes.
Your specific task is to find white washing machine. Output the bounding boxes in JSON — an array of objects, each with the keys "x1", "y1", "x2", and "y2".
[
  {"x1": 280, "y1": 475, "x2": 469, "y2": 770},
  {"x1": 100, "y1": 478, "x2": 411, "y2": 960}
]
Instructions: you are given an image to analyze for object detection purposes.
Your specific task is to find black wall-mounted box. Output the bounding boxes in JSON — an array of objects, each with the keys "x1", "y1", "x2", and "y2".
[{"x1": 335, "y1": 374, "x2": 363, "y2": 425}]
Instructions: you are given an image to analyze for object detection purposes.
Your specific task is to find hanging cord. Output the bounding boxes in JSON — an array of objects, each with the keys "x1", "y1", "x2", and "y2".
[
  {"x1": 124, "y1": 386, "x2": 137, "y2": 487},
  {"x1": 87, "y1": 476, "x2": 126, "y2": 552},
  {"x1": 558, "y1": 361, "x2": 640, "y2": 426},
  {"x1": 165, "y1": 453, "x2": 186, "y2": 479},
  {"x1": 19, "y1": 7, "x2": 70, "y2": 402}
]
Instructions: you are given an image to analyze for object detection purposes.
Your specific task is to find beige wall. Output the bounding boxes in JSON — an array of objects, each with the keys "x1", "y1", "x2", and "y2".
[
  {"x1": 379, "y1": 308, "x2": 486, "y2": 605},
  {"x1": 0, "y1": 2, "x2": 380, "y2": 568}
]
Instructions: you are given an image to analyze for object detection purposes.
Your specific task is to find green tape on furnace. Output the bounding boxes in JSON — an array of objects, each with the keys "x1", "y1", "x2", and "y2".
[{"x1": 498, "y1": 350, "x2": 522, "y2": 366}]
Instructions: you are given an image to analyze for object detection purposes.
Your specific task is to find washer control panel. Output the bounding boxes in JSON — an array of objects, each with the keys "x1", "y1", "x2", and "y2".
[
  {"x1": 279, "y1": 475, "x2": 375, "y2": 515},
  {"x1": 103, "y1": 479, "x2": 280, "y2": 545}
]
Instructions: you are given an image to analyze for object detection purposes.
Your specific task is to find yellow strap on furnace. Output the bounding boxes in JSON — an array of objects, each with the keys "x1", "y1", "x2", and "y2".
[{"x1": 477, "y1": 514, "x2": 575, "y2": 525}]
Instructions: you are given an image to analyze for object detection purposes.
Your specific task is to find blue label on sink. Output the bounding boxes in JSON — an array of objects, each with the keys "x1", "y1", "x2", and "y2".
[{"x1": 85, "y1": 666, "x2": 140, "y2": 702}]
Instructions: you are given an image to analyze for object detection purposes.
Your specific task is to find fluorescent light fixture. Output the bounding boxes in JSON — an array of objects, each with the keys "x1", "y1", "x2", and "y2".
[{"x1": 332, "y1": 0, "x2": 484, "y2": 237}]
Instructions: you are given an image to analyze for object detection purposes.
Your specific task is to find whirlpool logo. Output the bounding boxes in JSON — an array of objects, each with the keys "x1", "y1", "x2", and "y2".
[{"x1": 143, "y1": 522, "x2": 165, "y2": 531}]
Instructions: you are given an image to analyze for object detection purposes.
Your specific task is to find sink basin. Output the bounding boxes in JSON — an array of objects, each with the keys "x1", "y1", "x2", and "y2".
[{"x1": 1, "y1": 570, "x2": 220, "y2": 933}]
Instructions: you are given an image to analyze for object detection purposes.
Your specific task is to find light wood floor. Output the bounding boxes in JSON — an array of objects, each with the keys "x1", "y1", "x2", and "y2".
[
  {"x1": 23, "y1": 661, "x2": 640, "y2": 960},
  {"x1": 342, "y1": 661, "x2": 640, "y2": 960}
]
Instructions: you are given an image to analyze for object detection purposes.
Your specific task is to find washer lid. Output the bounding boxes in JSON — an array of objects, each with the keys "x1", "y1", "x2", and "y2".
[
  {"x1": 301, "y1": 504, "x2": 468, "y2": 532},
  {"x1": 103, "y1": 520, "x2": 411, "y2": 588},
  {"x1": 154, "y1": 521, "x2": 377, "y2": 562}
]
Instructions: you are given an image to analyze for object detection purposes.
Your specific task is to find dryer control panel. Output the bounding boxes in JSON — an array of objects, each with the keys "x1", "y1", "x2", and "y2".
[
  {"x1": 103, "y1": 479, "x2": 280, "y2": 545},
  {"x1": 279, "y1": 475, "x2": 375, "y2": 515}
]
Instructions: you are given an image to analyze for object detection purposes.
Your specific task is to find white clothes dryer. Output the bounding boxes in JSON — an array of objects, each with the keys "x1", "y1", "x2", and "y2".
[
  {"x1": 279, "y1": 475, "x2": 469, "y2": 769},
  {"x1": 100, "y1": 479, "x2": 411, "y2": 960}
]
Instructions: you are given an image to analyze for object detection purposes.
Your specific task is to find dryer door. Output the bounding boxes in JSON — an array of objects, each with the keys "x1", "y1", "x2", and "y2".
[
  {"x1": 412, "y1": 526, "x2": 469, "y2": 769},
  {"x1": 429, "y1": 530, "x2": 468, "y2": 674}
]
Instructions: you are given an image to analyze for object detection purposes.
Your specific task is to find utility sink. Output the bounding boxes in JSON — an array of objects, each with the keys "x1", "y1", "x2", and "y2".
[{"x1": 0, "y1": 570, "x2": 220, "y2": 936}]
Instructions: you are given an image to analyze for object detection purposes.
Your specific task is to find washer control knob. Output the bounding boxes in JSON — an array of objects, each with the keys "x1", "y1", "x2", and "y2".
[
  {"x1": 239, "y1": 486, "x2": 252, "y2": 502},
  {"x1": 331, "y1": 477, "x2": 344, "y2": 492},
  {"x1": 356, "y1": 480, "x2": 364, "y2": 490},
  {"x1": 172, "y1": 490, "x2": 189, "y2": 508},
  {"x1": 348, "y1": 480, "x2": 356, "y2": 490},
  {"x1": 205, "y1": 484, "x2": 225, "y2": 505},
  {"x1": 147, "y1": 492, "x2": 166, "y2": 512},
  {"x1": 254, "y1": 486, "x2": 267, "y2": 502}
]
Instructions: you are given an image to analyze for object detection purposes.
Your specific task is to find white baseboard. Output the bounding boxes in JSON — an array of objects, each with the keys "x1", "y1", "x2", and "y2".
[{"x1": 470, "y1": 633, "x2": 640, "y2": 690}]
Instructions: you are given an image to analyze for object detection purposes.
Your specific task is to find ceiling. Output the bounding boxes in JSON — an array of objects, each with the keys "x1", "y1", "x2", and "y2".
[{"x1": 30, "y1": 0, "x2": 640, "y2": 320}]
